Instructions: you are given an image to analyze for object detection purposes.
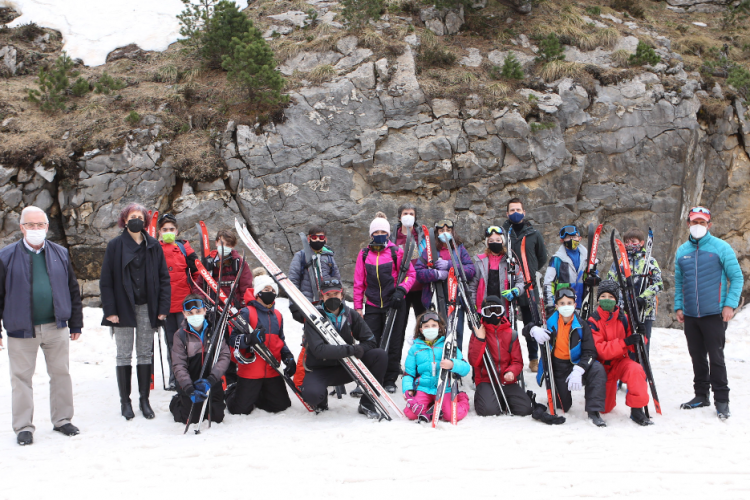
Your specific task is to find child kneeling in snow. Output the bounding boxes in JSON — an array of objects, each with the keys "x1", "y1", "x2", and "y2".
[
  {"x1": 170, "y1": 294, "x2": 231, "y2": 424},
  {"x1": 402, "y1": 311, "x2": 470, "y2": 422}
]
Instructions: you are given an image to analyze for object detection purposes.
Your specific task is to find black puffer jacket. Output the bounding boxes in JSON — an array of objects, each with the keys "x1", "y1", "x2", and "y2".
[
  {"x1": 100, "y1": 229, "x2": 171, "y2": 328},
  {"x1": 302, "y1": 303, "x2": 377, "y2": 370},
  {"x1": 503, "y1": 220, "x2": 548, "y2": 307}
]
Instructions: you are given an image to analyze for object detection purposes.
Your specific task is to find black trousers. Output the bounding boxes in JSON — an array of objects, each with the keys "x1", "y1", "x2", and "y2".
[
  {"x1": 364, "y1": 304, "x2": 408, "y2": 384},
  {"x1": 300, "y1": 349, "x2": 387, "y2": 407},
  {"x1": 474, "y1": 382, "x2": 533, "y2": 416},
  {"x1": 519, "y1": 305, "x2": 539, "y2": 361},
  {"x1": 170, "y1": 383, "x2": 226, "y2": 424},
  {"x1": 226, "y1": 376, "x2": 291, "y2": 414},
  {"x1": 551, "y1": 357, "x2": 606, "y2": 413},
  {"x1": 164, "y1": 312, "x2": 183, "y2": 387},
  {"x1": 684, "y1": 314, "x2": 729, "y2": 402}
]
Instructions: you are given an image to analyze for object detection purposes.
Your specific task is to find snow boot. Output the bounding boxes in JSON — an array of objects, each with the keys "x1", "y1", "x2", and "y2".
[
  {"x1": 17, "y1": 431, "x2": 33, "y2": 446},
  {"x1": 53, "y1": 423, "x2": 80, "y2": 436},
  {"x1": 529, "y1": 359, "x2": 538, "y2": 373},
  {"x1": 384, "y1": 382, "x2": 397, "y2": 394},
  {"x1": 358, "y1": 397, "x2": 382, "y2": 420},
  {"x1": 716, "y1": 401, "x2": 730, "y2": 420},
  {"x1": 588, "y1": 411, "x2": 607, "y2": 427},
  {"x1": 116, "y1": 366, "x2": 135, "y2": 420},
  {"x1": 630, "y1": 407, "x2": 653, "y2": 426},
  {"x1": 136, "y1": 364, "x2": 155, "y2": 419},
  {"x1": 680, "y1": 394, "x2": 710, "y2": 410},
  {"x1": 350, "y1": 385, "x2": 364, "y2": 398}
]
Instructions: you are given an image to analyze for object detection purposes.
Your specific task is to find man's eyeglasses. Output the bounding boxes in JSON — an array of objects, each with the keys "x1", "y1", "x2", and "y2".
[{"x1": 22, "y1": 223, "x2": 48, "y2": 230}]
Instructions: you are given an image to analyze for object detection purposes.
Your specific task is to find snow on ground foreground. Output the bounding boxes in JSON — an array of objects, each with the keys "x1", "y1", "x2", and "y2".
[
  {"x1": 3, "y1": 0, "x2": 248, "y2": 66},
  {"x1": 1, "y1": 300, "x2": 749, "y2": 498}
]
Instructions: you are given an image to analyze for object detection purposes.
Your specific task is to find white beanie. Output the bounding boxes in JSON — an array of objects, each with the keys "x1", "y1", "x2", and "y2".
[
  {"x1": 369, "y1": 217, "x2": 390, "y2": 236},
  {"x1": 253, "y1": 275, "x2": 278, "y2": 295}
]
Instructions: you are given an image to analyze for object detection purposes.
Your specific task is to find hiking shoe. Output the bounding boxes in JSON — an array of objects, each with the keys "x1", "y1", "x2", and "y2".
[
  {"x1": 358, "y1": 401, "x2": 381, "y2": 420},
  {"x1": 716, "y1": 401, "x2": 730, "y2": 420},
  {"x1": 17, "y1": 431, "x2": 33, "y2": 446},
  {"x1": 680, "y1": 395, "x2": 710, "y2": 410},
  {"x1": 588, "y1": 411, "x2": 606, "y2": 427},
  {"x1": 53, "y1": 423, "x2": 80, "y2": 436},
  {"x1": 630, "y1": 407, "x2": 653, "y2": 426},
  {"x1": 529, "y1": 359, "x2": 539, "y2": 373}
]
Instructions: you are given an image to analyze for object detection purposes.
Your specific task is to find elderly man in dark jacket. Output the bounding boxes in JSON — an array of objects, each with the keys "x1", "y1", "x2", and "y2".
[{"x1": 0, "y1": 206, "x2": 83, "y2": 446}]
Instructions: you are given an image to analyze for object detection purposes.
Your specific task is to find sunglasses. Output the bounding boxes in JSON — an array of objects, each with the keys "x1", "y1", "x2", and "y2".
[
  {"x1": 158, "y1": 213, "x2": 177, "y2": 225},
  {"x1": 321, "y1": 279, "x2": 343, "y2": 293},
  {"x1": 485, "y1": 226, "x2": 504, "y2": 238},
  {"x1": 420, "y1": 312, "x2": 441, "y2": 324},
  {"x1": 435, "y1": 219, "x2": 454, "y2": 229},
  {"x1": 690, "y1": 207, "x2": 710, "y2": 215},
  {"x1": 480, "y1": 304, "x2": 506, "y2": 318},
  {"x1": 183, "y1": 299, "x2": 205, "y2": 311},
  {"x1": 309, "y1": 234, "x2": 326, "y2": 241},
  {"x1": 559, "y1": 225, "x2": 580, "y2": 239}
]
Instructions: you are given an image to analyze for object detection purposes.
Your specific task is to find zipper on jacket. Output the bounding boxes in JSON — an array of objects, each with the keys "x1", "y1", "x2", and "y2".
[
  {"x1": 694, "y1": 245, "x2": 700, "y2": 317},
  {"x1": 376, "y1": 252, "x2": 383, "y2": 308}
]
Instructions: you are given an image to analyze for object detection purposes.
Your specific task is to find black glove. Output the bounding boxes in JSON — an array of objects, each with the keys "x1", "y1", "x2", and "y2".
[
  {"x1": 349, "y1": 344, "x2": 365, "y2": 359},
  {"x1": 283, "y1": 356, "x2": 296, "y2": 378},
  {"x1": 584, "y1": 275, "x2": 601, "y2": 287},
  {"x1": 624, "y1": 335, "x2": 640, "y2": 347},
  {"x1": 245, "y1": 327, "x2": 265, "y2": 347},
  {"x1": 389, "y1": 286, "x2": 407, "y2": 310},
  {"x1": 636, "y1": 296, "x2": 647, "y2": 310},
  {"x1": 545, "y1": 306, "x2": 556, "y2": 318},
  {"x1": 203, "y1": 258, "x2": 214, "y2": 271},
  {"x1": 206, "y1": 375, "x2": 220, "y2": 387},
  {"x1": 289, "y1": 302, "x2": 305, "y2": 324}
]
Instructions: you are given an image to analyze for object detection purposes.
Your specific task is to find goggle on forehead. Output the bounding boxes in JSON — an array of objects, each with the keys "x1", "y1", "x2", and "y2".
[{"x1": 183, "y1": 298, "x2": 206, "y2": 311}]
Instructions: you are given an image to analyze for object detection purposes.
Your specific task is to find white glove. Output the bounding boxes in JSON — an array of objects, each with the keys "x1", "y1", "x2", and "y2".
[
  {"x1": 530, "y1": 326, "x2": 550, "y2": 344},
  {"x1": 566, "y1": 365, "x2": 585, "y2": 392}
]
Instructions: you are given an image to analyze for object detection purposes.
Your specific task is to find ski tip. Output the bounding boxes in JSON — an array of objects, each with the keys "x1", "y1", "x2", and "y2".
[{"x1": 654, "y1": 402, "x2": 662, "y2": 415}]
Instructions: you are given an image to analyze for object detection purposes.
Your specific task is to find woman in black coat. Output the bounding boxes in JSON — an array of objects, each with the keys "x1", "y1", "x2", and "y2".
[{"x1": 100, "y1": 203, "x2": 171, "y2": 420}]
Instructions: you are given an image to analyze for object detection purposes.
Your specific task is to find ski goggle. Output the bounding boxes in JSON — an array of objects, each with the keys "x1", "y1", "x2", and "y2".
[
  {"x1": 688, "y1": 206, "x2": 711, "y2": 221},
  {"x1": 485, "y1": 226, "x2": 504, "y2": 238},
  {"x1": 559, "y1": 225, "x2": 580, "y2": 239},
  {"x1": 183, "y1": 298, "x2": 206, "y2": 311},
  {"x1": 480, "y1": 304, "x2": 506, "y2": 318},
  {"x1": 554, "y1": 287, "x2": 576, "y2": 302},
  {"x1": 321, "y1": 279, "x2": 343, "y2": 294},
  {"x1": 435, "y1": 219, "x2": 454, "y2": 229},
  {"x1": 158, "y1": 213, "x2": 177, "y2": 226},
  {"x1": 419, "y1": 312, "x2": 441, "y2": 324},
  {"x1": 309, "y1": 234, "x2": 326, "y2": 241}
]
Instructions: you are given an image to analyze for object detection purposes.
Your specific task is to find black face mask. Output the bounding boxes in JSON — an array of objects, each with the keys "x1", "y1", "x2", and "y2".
[
  {"x1": 483, "y1": 315, "x2": 501, "y2": 325},
  {"x1": 324, "y1": 297, "x2": 342, "y2": 312},
  {"x1": 127, "y1": 219, "x2": 144, "y2": 233},
  {"x1": 488, "y1": 242, "x2": 504, "y2": 255},
  {"x1": 310, "y1": 240, "x2": 326, "y2": 251},
  {"x1": 258, "y1": 291, "x2": 277, "y2": 305}
]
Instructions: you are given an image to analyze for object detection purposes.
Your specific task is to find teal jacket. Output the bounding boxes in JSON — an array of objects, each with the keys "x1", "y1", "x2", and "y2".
[
  {"x1": 402, "y1": 337, "x2": 470, "y2": 395},
  {"x1": 674, "y1": 232, "x2": 743, "y2": 317}
]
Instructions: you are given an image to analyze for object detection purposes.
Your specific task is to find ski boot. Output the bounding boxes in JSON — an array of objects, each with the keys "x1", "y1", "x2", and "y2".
[
  {"x1": 630, "y1": 407, "x2": 654, "y2": 426},
  {"x1": 349, "y1": 385, "x2": 364, "y2": 398},
  {"x1": 716, "y1": 401, "x2": 730, "y2": 420},
  {"x1": 680, "y1": 394, "x2": 710, "y2": 410},
  {"x1": 358, "y1": 398, "x2": 382, "y2": 420},
  {"x1": 588, "y1": 411, "x2": 606, "y2": 427},
  {"x1": 384, "y1": 382, "x2": 397, "y2": 394}
]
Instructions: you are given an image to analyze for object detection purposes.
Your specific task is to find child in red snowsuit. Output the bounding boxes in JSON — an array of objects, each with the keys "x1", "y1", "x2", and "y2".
[{"x1": 587, "y1": 280, "x2": 652, "y2": 426}]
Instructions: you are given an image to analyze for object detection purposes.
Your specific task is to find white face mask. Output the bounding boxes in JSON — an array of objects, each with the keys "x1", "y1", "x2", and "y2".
[
  {"x1": 422, "y1": 327, "x2": 440, "y2": 341},
  {"x1": 557, "y1": 305, "x2": 576, "y2": 318},
  {"x1": 186, "y1": 314, "x2": 205, "y2": 329},
  {"x1": 25, "y1": 229, "x2": 47, "y2": 246},
  {"x1": 689, "y1": 225, "x2": 708, "y2": 240},
  {"x1": 219, "y1": 246, "x2": 233, "y2": 256},
  {"x1": 401, "y1": 215, "x2": 415, "y2": 228}
]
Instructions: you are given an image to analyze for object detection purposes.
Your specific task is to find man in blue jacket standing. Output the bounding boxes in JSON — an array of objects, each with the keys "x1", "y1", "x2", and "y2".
[
  {"x1": 674, "y1": 207, "x2": 744, "y2": 420},
  {"x1": 0, "y1": 206, "x2": 83, "y2": 445}
]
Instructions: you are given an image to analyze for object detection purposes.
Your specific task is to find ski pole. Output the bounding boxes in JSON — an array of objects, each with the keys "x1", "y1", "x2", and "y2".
[{"x1": 157, "y1": 327, "x2": 166, "y2": 391}]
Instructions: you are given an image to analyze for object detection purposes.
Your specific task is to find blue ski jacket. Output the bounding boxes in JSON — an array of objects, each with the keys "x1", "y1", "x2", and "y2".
[{"x1": 402, "y1": 337, "x2": 470, "y2": 395}]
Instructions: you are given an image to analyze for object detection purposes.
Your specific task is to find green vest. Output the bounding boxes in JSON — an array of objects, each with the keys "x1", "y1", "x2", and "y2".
[{"x1": 25, "y1": 246, "x2": 56, "y2": 326}]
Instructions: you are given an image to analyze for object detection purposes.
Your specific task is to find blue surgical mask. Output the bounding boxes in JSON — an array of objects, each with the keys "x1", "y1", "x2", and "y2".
[
  {"x1": 186, "y1": 314, "x2": 205, "y2": 329},
  {"x1": 438, "y1": 232, "x2": 453, "y2": 243},
  {"x1": 509, "y1": 212, "x2": 524, "y2": 224},
  {"x1": 423, "y1": 328, "x2": 439, "y2": 341}
]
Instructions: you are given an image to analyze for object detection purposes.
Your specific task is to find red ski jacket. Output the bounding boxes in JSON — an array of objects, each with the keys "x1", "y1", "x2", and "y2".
[
  {"x1": 160, "y1": 240, "x2": 199, "y2": 314},
  {"x1": 588, "y1": 306, "x2": 642, "y2": 371},
  {"x1": 468, "y1": 318, "x2": 523, "y2": 385},
  {"x1": 233, "y1": 301, "x2": 292, "y2": 379}
]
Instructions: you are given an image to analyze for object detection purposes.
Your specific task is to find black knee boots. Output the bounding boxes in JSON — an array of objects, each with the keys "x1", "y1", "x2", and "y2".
[
  {"x1": 116, "y1": 366, "x2": 135, "y2": 420},
  {"x1": 136, "y1": 364, "x2": 155, "y2": 419}
]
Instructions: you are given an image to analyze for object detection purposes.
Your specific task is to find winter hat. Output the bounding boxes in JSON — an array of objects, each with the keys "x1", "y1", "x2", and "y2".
[
  {"x1": 484, "y1": 295, "x2": 503, "y2": 307},
  {"x1": 253, "y1": 275, "x2": 278, "y2": 296},
  {"x1": 369, "y1": 212, "x2": 391, "y2": 236},
  {"x1": 320, "y1": 279, "x2": 344, "y2": 294},
  {"x1": 597, "y1": 280, "x2": 620, "y2": 302}
]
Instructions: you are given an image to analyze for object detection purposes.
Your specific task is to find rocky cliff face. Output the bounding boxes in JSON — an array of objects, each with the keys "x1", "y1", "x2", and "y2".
[{"x1": 1, "y1": 37, "x2": 749, "y2": 326}]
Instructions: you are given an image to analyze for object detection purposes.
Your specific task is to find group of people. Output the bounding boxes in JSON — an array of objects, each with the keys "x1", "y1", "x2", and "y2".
[{"x1": 0, "y1": 200, "x2": 743, "y2": 444}]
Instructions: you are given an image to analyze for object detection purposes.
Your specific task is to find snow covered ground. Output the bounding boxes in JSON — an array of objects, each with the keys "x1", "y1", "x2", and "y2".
[
  {"x1": 1, "y1": 301, "x2": 749, "y2": 499},
  {"x1": 3, "y1": 0, "x2": 248, "y2": 66}
]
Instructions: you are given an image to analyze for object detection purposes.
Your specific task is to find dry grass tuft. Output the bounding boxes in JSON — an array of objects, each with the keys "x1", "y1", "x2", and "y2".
[
  {"x1": 540, "y1": 61, "x2": 586, "y2": 82},
  {"x1": 307, "y1": 64, "x2": 337, "y2": 84}
]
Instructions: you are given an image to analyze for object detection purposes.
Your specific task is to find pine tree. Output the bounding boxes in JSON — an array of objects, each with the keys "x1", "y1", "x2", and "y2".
[
  {"x1": 501, "y1": 52, "x2": 524, "y2": 80},
  {"x1": 535, "y1": 34, "x2": 565, "y2": 63},
  {"x1": 221, "y1": 28, "x2": 288, "y2": 106},
  {"x1": 629, "y1": 41, "x2": 660, "y2": 66},
  {"x1": 341, "y1": 0, "x2": 383, "y2": 29},
  {"x1": 202, "y1": 1, "x2": 252, "y2": 68},
  {"x1": 27, "y1": 52, "x2": 78, "y2": 112}
]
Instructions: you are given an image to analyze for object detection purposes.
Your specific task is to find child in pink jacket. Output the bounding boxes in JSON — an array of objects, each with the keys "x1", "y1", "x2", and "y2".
[{"x1": 353, "y1": 212, "x2": 416, "y2": 394}]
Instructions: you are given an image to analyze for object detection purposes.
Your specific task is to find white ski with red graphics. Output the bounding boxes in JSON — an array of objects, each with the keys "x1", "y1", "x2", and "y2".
[
  {"x1": 422, "y1": 225, "x2": 448, "y2": 319},
  {"x1": 234, "y1": 219, "x2": 404, "y2": 420},
  {"x1": 431, "y1": 268, "x2": 460, "y2": 427},
  {"x1": 580, "y1": 223, "x2": 603, "y2": 319},
  {"x1": 189, "y1": 261, "x2": 315, "y2": 413}
]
